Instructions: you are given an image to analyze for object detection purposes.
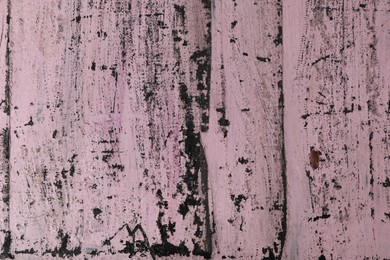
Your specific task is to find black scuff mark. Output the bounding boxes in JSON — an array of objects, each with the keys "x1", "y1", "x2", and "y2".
[
  {"x1": 72, "y1": 15, "x2": 81, "y2": 23},
  {"x1": 61, "y1": 168, "x2": 68, "y2": 179},
  {"x1": 217, "y1": 115, "x2": 229, "y2": 126},
  {"x1": 172, "y1": 30, "x2": 182, "y2": 42},
  {"x1": 270, "y1": 201, "x2": 283, "y2": 211},
  {"x1": 156, "y1": 189, "x2": 168, "y2": 210},
  {"x1": 306, "y1": 171, "x2": 315, "y2": 211},
  {"x1": 201, "y1": 0, "x2": 212, "y2": 9},
  {"x1": 178, "y1": 195, "x2": 201, "y2": 218},
  {"x1": 323, "y1": 104, "x2": 335, "y2": 115},
  {"x1": 110, "y1": 64, "x2": 118, "y2": 82},
  {"x1": 69, "y1": 164, "x2": 75, "y2": 177},
  {"x1": 151, "y1": 211, "x2": 190, "y2": 258},
  {"x1": 93, "y1": 208, "x2": 102, "y2": 219},
  {"x1": 0, "y1": 231, "x2": 14, "y2": 259},
  {"x1": 216, "y1": 107, "x2": 229, "y2": 137},
  {"x1": 190, "y1": 48, "x2": 211, "y2": 132},
  {"x1": 382, "y1": 177, "x2": 390, "y2": 187},
  {"x1": 343, "y1": 103, "x2": 354, "y2": 114},
  {"x1": 309, "y1": 207, "x2": 331, "y2": 222},
  {"x1": 85, "y1": 248, "x2": 104, "y2": 256},
  {"x1": 103, "y1": 224, "x2": 154, "y2": 259},
  {"x1": 54, "y1": 179, "x2": 62, "y2": 190},
  {"x1": 262, "y1": 246, "x2": 276, "y2": 260},
  {"x1": 192, "y1": 239, "x2": 211, "y2": 258},
  {"x1": 309, "y1": 214, "x2": 331, "y2": 222},
  {"x1": 190, "y1": 3, "x2": 212, "y2": 133},
  {"x1": 43, "y1": 230, "x2": 81, "y2": 258},
  {"x1": 24, "y1": 116, "x2": 34, "y2": 126},
  {"x1": 52, "y1": 129, "x2": 58, "y2": 138},
  {"x1": 174, "y1": 4, "x2": 185, "y2": 20},
  {"x1": 273, "y1": 26, "x2": 282, "y2": 46},
  {"x1": 216, "y1": 54, "x2": 228, "y2": 138},
  {"x1": 319, "y1": 255, "x2": 326, "y2": 260},
  {"x1": 311, "y1": 54, "x2": 330, "y2": 66},
  {"x1": 1, "y1": 128, "x2": 10, "y2": 161},
  {"x1": 110, "y1": 64, "x2": 119, "y2": 113},
  {"x1": 256, "y1": 56, "x2": 271, "y2": 62},
  {"x1": 239, "y1": 216, "x2": 244, "y2": 231},
  {"x1": 119, "y1": 240, "x2": 149, "y2": 257},
  {"x1": 230, "y1": 194, "x2": 247, "y2": 212},
  {"x1": 42, "y1": 166, "x2": 48, "y2": 181},
  {"x1": 102, "y1": 150, "x2": 113, "y2": 163},
  {"x1": 193, "y1": 212, "x2": 203, "y2": 238},
  {"x1": 301, "y1": 113, "x2": 310, "y2": 119},
  {"x1": 15, "y1": 248, "x2": 38, "y2": 255},
  {"x1": 97, "y1": 30, "x2": 108, "y2": 40},
  {"x1": 331, "y1": 179, "x2": 342, "y2": 190},
  {"x1": 177, "y1": 83, "x2": 212, "y2": 257},
  {"x1": 238, "y1": 157, "x2": 249, "y2": 164},
  {"x1": 111, "y1": 163, "x2": 125, "y2": 171},
  {"x1": 91, "y1": 61, "x2": 96, "y2": 71},
  {"x1": 152, "y1": 188, "x2": 191, "y2": 258}
]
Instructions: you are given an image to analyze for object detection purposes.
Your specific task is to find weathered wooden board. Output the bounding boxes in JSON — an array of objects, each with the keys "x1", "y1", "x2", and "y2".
[
  {"x1": 284, "y1": 0, "x2": 390, "y2": 259},
  {"x1": 0, "y1": 0, "x2": 11, "y2": 258},
  {"x1": 6, "y1": 0, "x2": 212, "y2": 259},
  {"x1": 0, "y1": 0, "x2": 388, "y2": 259},
  {"x1": 206, "y1": 0, "x2": 285, "y2": 259}
]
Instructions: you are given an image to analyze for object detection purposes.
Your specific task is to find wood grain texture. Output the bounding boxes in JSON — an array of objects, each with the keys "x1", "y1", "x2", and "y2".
[
  {"x1": 284, "y1": 0, "x2": 390, "y2": 259},
  {"x1": 0, "y1": 0, "x2": 388, "y2": 259},
  {"x1": 7, "y1": 0, "x2": 211, "y2": 259},
  {"x1": 206, "y1": 0, "x2": 285, "y2": 259}
]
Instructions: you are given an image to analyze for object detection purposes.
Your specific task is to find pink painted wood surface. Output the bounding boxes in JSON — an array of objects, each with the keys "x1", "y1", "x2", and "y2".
[
  {"x1": 284, "y1": 0, "x2": 389, "y2": 259},
  {"x1": 207, "y1": 0, "x2": 285, "y2": 259},
  {"x1": 0, "y1": 0, "x2": 388, "y2": 259}
]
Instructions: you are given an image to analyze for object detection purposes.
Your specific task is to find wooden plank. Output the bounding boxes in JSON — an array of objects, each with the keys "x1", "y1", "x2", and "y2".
[
  {"x1": 8, "y1": 0, "x2": 211, "y2": 259},
  {"x1": 284, "y1": 0, "x2": 390, "y2": 258},
  {"x1": 206, "y1": 0, "x2": 285, "y2": 259},
  {"x1": 1, "y1": 0, "x2": 389, "y2": 258},
  {"x1": 0, "y1": 0, "x2": 12, "y2": 258}
]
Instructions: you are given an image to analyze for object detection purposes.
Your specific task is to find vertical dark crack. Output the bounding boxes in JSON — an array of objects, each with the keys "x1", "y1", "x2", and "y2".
[
  {"x1": 1, "y1": 1, "x2": 13, "y2": 258},
  {"x1": 277, "y1": 80, "x2": 287, "y2": 260},
  {"x1": 4, "y1": 0, "x2": 12, "y2": 115},
  {"x1": 277, "y1": 0, "x2": 287, "y2": 258}
]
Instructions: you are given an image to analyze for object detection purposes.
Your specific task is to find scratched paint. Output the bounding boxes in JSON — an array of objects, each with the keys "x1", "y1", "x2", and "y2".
[
  {"x1": 0, "y1": 0, "x2": 389, "y2": 259},
  {"x1": 284, "y1": 0, "x2": 389, "y2": 259}
]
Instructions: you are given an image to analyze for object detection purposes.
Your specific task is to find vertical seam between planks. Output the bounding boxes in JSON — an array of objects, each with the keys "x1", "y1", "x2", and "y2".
[{"x1": 278, "y1": 0, "x2": 287, "y2": 258}]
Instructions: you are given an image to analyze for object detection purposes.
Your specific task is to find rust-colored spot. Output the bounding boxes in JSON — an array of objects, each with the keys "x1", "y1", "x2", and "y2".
[{"x1": 309, "y1": 147, "x2": 321, "y2": 170}]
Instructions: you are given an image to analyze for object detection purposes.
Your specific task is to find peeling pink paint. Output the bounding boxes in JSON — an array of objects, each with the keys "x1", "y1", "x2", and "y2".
[{"x1": 0, "y1": 0, "x2": 388, "y2": 259}]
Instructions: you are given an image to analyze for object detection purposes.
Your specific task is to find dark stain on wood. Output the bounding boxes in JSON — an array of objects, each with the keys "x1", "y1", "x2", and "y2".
[{"x1": 309, "y1": 147, "x2": 321, "y2": 170}]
